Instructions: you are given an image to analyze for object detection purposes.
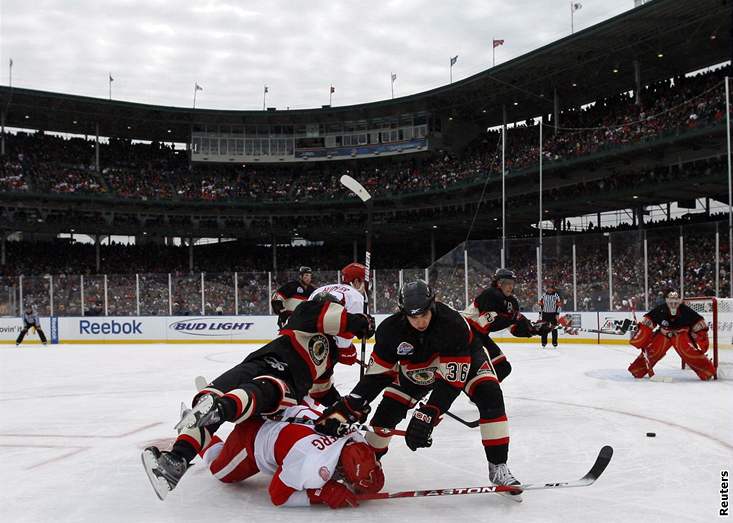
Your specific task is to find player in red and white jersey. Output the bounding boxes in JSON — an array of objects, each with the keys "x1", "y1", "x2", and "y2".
[
  {"x1": 306, "y1": 262, "x2": 368, "y2": 405},
  {"x1": 202, "y1": 400, "x2": 384, "y2": 508}
]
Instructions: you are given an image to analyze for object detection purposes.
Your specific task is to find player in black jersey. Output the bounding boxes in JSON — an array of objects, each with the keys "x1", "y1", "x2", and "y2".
[
  {"x1": 142, "y1": 293, "x2": 374, "y2": 501},
  {"x1": 316, "y1": 280, "x2": 523, "y2": 501},
  {"x1": 463, "y1": 269, "x2": 549, "y2": 381},
  {"x1": 271, "y1": 266, "x2": 317, "y2": 329}
]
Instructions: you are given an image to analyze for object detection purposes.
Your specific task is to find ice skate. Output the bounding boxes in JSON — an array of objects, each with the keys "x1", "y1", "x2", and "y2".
[
  {"x1": 174, "y1": 393, "x2": 223, "y2": 433},
  {"x1": 489, "y1": 462, "x2": 523, "y2": 502},
  {"x1": 141, "y1": 446, "x2": 189, "y2": 501}
]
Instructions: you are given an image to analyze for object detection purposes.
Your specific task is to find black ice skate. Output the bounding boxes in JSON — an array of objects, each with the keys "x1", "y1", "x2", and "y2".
[
  {"x1": 141, "y1": 446, "x2": 189, "y2": 500},
  {"x1": 488, "y1": 462, "x2": 523, "y2": 502}
]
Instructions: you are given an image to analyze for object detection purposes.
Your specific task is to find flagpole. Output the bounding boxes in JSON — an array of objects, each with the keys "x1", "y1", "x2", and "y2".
[
  {"x1": 570, "y1": 2, "x2": 574, "y2": 34},
  {"x1": 493, "y1": 41, "x2": 495, "y2": 68},
  {"x1": 263, "y1": 86, "x2": 267, "y2": 111},
  {"x1": 329, "y1": 86, "x2": 333, "y2": 106},
  {"x1": 193, "y1": 84, "x2": 198, "y2": 110},
  {"x1": 108, "y1": 73, "x2": 112, "y2": 100},
  {"x1": 450, "y1": 59, "x2": 453, "y2": 84},
  {"x1": 391, "y1": 74, "x2": 394, "y2": 99},
  {"x1": 8, "y1": 59, "x2": 12, "y2": 88}
]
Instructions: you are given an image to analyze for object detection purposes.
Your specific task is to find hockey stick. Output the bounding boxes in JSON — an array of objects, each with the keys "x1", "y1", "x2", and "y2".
[
  {"x1": 357, "y1": 445, "x2": 613, "y2": 501},
  {"x1": 266, "y1": 413, "x2": 408, "y2": 438},
  {"x1": 353, "y1": 360, "x2": 481, "y2": 429},
  {"x1": 340, "y1": 174, "x2": 373, "y2": 380}
]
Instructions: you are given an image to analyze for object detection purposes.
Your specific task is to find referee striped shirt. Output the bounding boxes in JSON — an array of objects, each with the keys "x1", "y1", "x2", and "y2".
[{"x1": 539, "y1": 292, "x2": 562, "y2": 313}]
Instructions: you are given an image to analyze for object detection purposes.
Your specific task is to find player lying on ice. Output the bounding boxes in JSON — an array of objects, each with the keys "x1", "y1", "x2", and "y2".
[
  {"x1": 315, "y1": 280, "x2": 524, "y2": 502},
  {"x1": 142, "y1": 293, "x2": 375, "y2": 500},
  {"x1": 199, "y1": 398, "x2": 384, "y2": 508},
  {"x1": 628, "y1": 290, "x2": 715, "y2": 381}
]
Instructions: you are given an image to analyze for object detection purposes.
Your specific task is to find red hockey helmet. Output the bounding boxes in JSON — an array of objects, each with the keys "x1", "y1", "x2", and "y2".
[
  {"x1": 338, "y1": 441, "x2": 384, "y2": 494},
  {"x1": 341, "y1": 262, "x2": 367, "y2": 285}
]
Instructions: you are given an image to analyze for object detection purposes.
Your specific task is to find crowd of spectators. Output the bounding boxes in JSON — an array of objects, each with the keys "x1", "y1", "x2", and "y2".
[
  {"x1": 1, "y1": 65, "x2": 728, "y2": 202},
  {"x1": 2, "y1": 217, "x2": 729, "y2": 317}
]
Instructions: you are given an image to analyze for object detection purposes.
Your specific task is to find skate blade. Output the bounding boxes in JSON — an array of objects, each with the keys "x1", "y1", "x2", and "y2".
[
  {"x1": 174, "y1": 394, "x2": 214, "y2": 432},
  {"x1": 194, "y1": 375, "x2": 208, "y2": 391},
  {"x1": 141, "y1": 449, "x2": 171, "y2": 501},
  {"x1": 497, "y1": 490, "x2": 523, "y2": 503}
]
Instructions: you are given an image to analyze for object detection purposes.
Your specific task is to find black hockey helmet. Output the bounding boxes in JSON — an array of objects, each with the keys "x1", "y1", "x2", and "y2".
[
  {"x1": 299, "y1": 266, "x2": 313, "y2": 276},
  {"x1": 311, "y1": 291, "x2": 344, "y2": 306},
  {"x1": 492, "y1": 268, "x2": 516, "y2": 284},
  {"x1": 398, "y1": 280, "x2": 435, "y2": 316}
]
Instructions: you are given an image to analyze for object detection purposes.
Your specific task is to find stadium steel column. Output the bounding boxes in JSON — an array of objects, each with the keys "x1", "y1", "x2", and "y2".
[
  {"x1": 49, "y1": 276, "x2": 53, "y2": 317},
  {"x1": 538, "y1": 116, "x2": 543, "y2": 299},
  {"x1": 607, "y1": 235, "x2": 612, "y2": 310},
  {"x1": 726, "y1": 75, "x2": 732, "y2": 297},
  {"x1": 572, "y1": 239, "x2": 577, "y2": 310},
  {"x1": 1, "y1": 109, "x2": 5, "y2": 156},
  {"x1": 679, "y1": 230, "x2": 684, "y2": 298},
  {"x1": 501, "y1": 105, "x2": 506, "y2": 268},
  {"x1": 234, "y1": 272, "x2": 239, "y2": 315},
  {"x1": 643, "y1": 231, "x2": 649, "y2": 310}
]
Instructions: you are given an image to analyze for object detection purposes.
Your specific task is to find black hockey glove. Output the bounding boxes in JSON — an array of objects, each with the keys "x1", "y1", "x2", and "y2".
[
  {"x1": 315, "y1": 394, "x2": 370, "y2": 437},
  {"x1": 362, "y1": 314, "x2": 376, "y2": 339},
  {"x1": 531, "y1": 320, "x2": 554, "y2": 337},
  {"x1": 405, "y1": 404, "x2": 441, "y2": 451},
  {"x1": 277, "y1": 311, "x2": 291, "y2": 329}
]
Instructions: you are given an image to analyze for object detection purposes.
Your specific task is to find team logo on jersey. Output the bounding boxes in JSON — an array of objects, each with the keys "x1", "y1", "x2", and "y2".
[
  {"x1": 308, "y1": 334, "x2": 330, "y2": 366},
  {"x1": 506, "y1": 301, "x2": 514, "y2": 313},
  {"x1": 319, "y1": 466, "x2": 331, "y2": 481},
  {"x1": 297, "y1": 286, "x2": 304, "y2": 293},
  {"x1": 661, "y1": 320, "x2": 669, "y2": 327},
  {"x1": 404, "y1": 366, "x2": 438, "y2": 385},
  {"x1": 397, "y1": 342, "x2": 414, "y2": 356},
  {"x1": 264, "y1": 356, "x2": 287, "y2": 371}
]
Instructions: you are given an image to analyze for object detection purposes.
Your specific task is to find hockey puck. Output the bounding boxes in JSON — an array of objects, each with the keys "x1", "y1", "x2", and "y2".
[{"x1": 646, "y1": 432, "x2": 656, "y2": 437}]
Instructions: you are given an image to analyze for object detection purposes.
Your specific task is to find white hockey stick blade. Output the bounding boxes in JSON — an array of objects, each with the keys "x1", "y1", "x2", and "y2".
[
  {"x1": 340, "y1": 175, "x2": 372, "y2": 202},
  {"x1": 194, "y1": 375, "x2": 208, "y2": 391}
]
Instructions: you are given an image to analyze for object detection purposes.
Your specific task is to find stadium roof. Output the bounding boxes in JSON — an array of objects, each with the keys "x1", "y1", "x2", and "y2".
[{"x1": 0, "y1": 0, "x2": 730, "y2": 143}]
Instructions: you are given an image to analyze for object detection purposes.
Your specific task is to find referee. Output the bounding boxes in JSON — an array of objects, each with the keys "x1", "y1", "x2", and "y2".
[
  {"x1": 538, "y1": 284, "x2": 562, "y2": 348},
  {"x1": 16, "y1": 304, "x2": 48, "y2": 346}
]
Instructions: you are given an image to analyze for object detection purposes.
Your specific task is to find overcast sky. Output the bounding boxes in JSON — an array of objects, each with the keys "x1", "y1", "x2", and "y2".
[{"x1": 0, "y1": 1, "x2": 634, "y2": 111}]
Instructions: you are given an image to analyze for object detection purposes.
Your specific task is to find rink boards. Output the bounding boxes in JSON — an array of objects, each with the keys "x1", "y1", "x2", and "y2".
[{"x1": 0, "y1": 311, "x2": 650, "y2": 345}]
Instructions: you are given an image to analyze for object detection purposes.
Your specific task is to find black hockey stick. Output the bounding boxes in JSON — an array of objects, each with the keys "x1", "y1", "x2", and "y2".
[
  {"x1": 352, "y1": 361, "x2": 481, "y2": 429},
  {"x1": 266, "y1": 413, "x2": 409, "y2": 438},
  {"x1": 340, "y1": 174, "x2": 373, "y2": 380},
  {"x1": 357, "y1": 445, "x2": 613, "y2": 501}
]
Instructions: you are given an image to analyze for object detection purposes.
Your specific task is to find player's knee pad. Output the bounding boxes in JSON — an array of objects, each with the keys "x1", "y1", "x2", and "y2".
[
  {"x1": 493, "y1": 359, "x2": 512, "y2": 382},
  {"x1": 370, "y1": 394, "x2": 413, "y2": 429},
  {"x1": 470, "y1": 380, "x2": 506, "y2": 419}
]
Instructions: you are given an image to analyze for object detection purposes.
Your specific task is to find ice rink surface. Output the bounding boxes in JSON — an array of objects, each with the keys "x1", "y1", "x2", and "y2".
[{"x1": 1, "y1": 342, "x2": 730, "y2": 523}]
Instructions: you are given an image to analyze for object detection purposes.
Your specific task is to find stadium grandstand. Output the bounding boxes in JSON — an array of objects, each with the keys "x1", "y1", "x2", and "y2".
[{"x1": 0, "y1": 0, "x2": 731, "y2": 317}]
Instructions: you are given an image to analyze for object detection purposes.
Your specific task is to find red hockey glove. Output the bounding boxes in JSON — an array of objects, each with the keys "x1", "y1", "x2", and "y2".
[
  {"x1": 307, "y1": 480, "x2": 358, "y2": 509},
  {"x1": 338, "y1": 344, "x2": 358, "y2": 366}
]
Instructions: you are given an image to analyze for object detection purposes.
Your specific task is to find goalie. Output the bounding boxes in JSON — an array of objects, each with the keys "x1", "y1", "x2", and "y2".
[{"x1": 628, "y1": 291, "x2": 715, "y2": 381}]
